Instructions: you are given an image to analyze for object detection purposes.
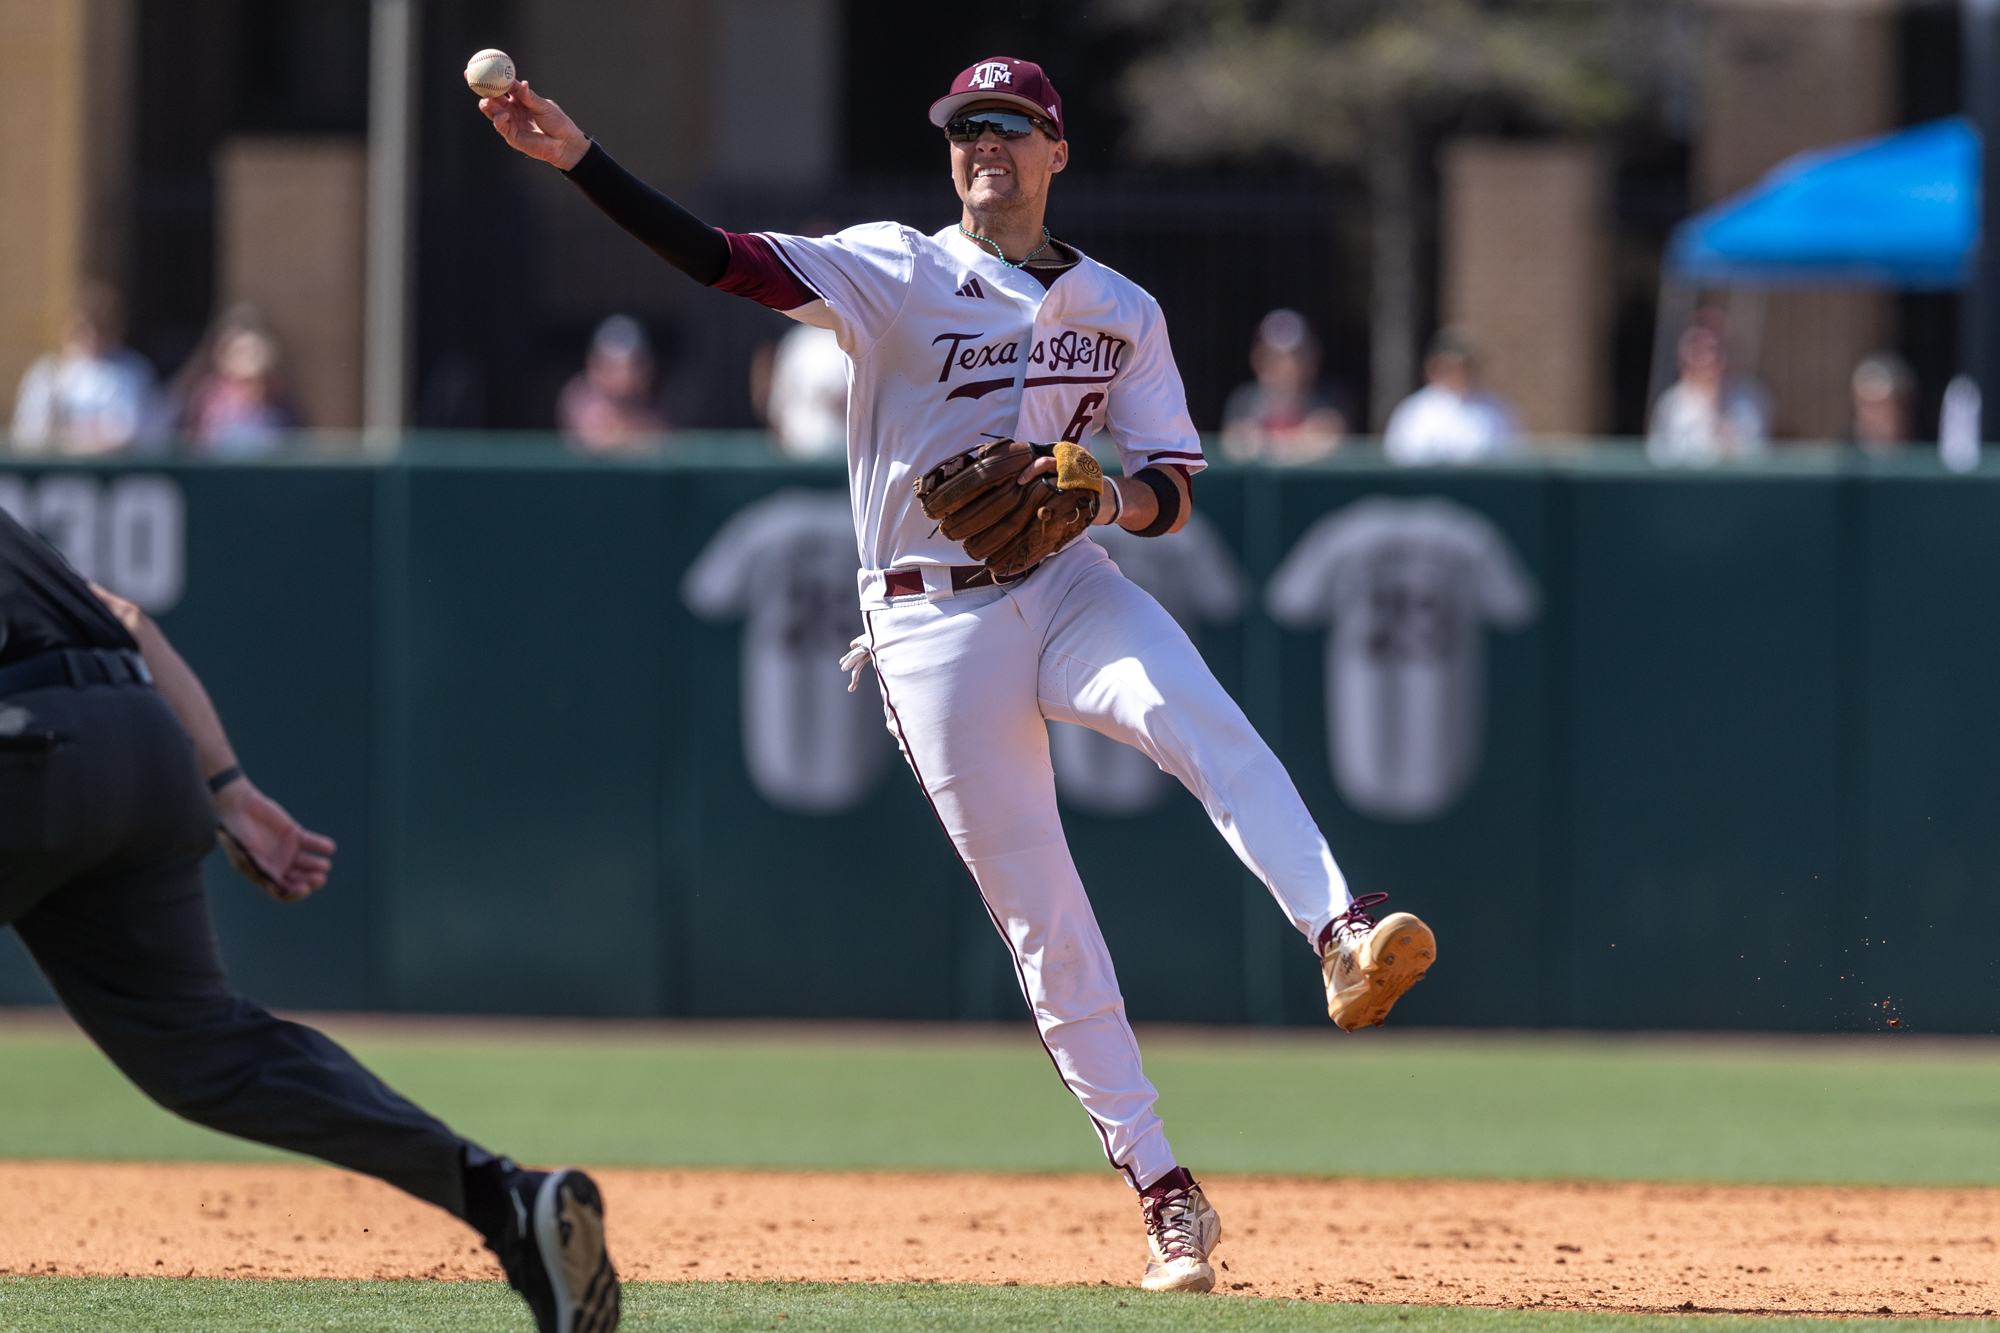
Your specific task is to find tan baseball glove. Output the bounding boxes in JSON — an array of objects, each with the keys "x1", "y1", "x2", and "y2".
[{"x1": 915, "y1": 439, "x2": 1102, "y2": 578}]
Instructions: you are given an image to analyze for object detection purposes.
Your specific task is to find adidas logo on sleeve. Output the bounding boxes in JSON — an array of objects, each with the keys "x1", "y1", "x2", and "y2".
[{"x1": 955, "y1": 277, "x2": 986, "y2": 300}]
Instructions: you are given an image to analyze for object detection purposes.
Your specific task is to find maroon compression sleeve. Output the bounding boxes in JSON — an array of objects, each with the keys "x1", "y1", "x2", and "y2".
[{"x1": 713, "y1": 233, "x2": 821, "y2": 312}]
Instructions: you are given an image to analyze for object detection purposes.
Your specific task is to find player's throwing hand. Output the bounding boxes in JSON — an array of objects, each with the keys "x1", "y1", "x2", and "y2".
[{"x1": 478, "y1": 79, "x2": 589, "y2": 171}]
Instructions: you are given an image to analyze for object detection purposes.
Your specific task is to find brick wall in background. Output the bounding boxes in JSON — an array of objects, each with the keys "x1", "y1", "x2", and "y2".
[
  {"x1": 1697, "y1": 0, "x2": 1900, "y2": 441},
  {"x1": 1442, "y1": 140, "x2": 1611, "y2": 437},
  {"x1": 0, "y1": 0, "x2": 134, "y2": 407},
  {"x1": 216, "y1": 137, "x2": 367, "y2": 430}
]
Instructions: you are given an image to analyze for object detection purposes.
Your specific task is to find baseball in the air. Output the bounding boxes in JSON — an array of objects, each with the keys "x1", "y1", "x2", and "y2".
[{"x1": 464, "y1": 48, "x2": 516, "y2": 98}]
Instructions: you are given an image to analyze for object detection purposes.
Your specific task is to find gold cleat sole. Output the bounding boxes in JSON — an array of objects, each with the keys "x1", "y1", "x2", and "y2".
[{"x1": 1328, "y1": 912, "x2": 1436, "y2": 1031}]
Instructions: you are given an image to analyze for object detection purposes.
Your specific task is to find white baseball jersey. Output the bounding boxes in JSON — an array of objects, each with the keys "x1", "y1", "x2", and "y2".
[
  {"x1": 1267, "y1": 496, "x2": 1538, "y2": 821},
  {"x1": 755, "y1": 224, "x2": 1205, "y2": 590}
]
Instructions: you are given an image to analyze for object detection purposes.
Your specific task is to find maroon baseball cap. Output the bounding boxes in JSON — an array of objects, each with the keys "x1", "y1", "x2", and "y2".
[{"x1": 929, "y1": 57, "x2": 1065, "y2": 140}]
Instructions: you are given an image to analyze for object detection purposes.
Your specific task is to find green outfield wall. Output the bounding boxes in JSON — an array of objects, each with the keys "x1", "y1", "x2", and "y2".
[{"x1": 1, "y1": 440, "x2": 1994, "y2": 1032}]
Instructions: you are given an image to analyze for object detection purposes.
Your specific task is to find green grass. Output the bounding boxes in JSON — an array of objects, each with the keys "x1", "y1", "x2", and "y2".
[
  {"x1": 5, "y1": 1025, "x2": 1997, "y2": 1327},
  {"x1": 0, "y1": 1279, "x2": 1991, "y2": 1333},
  {"x1": 0, "y1": 1022, "x2": 1997, "y2": 1185}
]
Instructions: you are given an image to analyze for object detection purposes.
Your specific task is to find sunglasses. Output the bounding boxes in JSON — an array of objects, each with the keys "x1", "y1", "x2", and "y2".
[{"x1": 945, "y1": 109, "x2": 1058, "y2": 143}]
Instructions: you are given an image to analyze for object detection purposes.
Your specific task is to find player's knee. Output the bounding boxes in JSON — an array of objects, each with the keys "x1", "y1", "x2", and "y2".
[
  {"x1": 1163, "y1": 691, "x2": 1266, "y2": 765},
  {"x1": 1027, "y1": 946, "x2": 1120, "y2": 1016},
  {"x1": 97, "y1": 994, "x2": 279, "y2": 1115}
]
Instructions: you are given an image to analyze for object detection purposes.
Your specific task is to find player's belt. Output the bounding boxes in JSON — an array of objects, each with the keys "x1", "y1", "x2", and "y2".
[
  {"x1": 0, "y1": 647, "x2": 153, "y2": 698},
  {"x1": 883, "y1": 565, "x2": 1008, "y2": 598}
]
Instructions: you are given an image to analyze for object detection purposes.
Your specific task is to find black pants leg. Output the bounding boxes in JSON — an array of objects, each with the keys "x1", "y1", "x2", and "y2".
[{"x1": 0, "y1": 682, "x2": 490, "y2": 1216}]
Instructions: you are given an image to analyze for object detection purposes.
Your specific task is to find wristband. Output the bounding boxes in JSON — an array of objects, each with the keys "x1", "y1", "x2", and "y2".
[
  {"x1": 206, "y1": 764, "x2": 245, "y2": 794},
  {"x1": 1102, "y1": 478, "x2": 1125, "y2": 527},
  {"x1": 1133, "y1": 466, "x2": 1182, "y2": 537}
]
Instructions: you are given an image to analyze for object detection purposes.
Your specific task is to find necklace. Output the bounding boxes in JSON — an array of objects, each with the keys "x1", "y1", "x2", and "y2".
[{"x1": 958, "y1": 223, "x2": 1052, "y2": 268}]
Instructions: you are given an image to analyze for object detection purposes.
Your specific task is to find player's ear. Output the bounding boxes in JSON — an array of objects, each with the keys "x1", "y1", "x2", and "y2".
[{"x1": 1049, "y1": 140, "x2": 1069, "y2": 175}]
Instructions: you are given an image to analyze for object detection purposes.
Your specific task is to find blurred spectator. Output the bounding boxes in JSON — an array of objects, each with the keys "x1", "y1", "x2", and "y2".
[
  {"x1": 180, "y1": 306, "x2": 300, "y2": 457},
  {"x1": 763, "y1": 323, "x2": 848, "y2": 459},
  {"x1": 1383, "y1": 327, "x2": 1519, "y2": 465},
  {"x1": 1940, "y1": 373, "x2": 1982, "y2": 474},
  {"x1": 1850, "y1": 351, "x2": 1914, "y2": 451},
  {"x1": 1220, "y1": 309, "x2": 1346, "y2": 462},
  {"x1": 558, "y1": 315, "x2": 669, "y2": 454},
  {"x1": 1647, "y1": 313, "x2": 1769, "y2": 467},
  {"x1": 10, "y1": 283, "x2": 162, "y2": 456}
]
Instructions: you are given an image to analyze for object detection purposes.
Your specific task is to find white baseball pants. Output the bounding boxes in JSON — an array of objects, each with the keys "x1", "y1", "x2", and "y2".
[{"x1": 861, "y1": 539, "x2": 1351, "y2": 1188}]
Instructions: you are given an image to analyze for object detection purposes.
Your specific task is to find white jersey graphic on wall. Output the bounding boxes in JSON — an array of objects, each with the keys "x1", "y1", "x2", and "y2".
[
  {"x1": 1049, "y1": 514, "x2": 1243, "y2": 816},
  {"x1": 682, "y1": 489, "x2": 888, "y2": 814},
  {"x1": 1266, "y1": 496, "x2": 1537, "y2": 822}
]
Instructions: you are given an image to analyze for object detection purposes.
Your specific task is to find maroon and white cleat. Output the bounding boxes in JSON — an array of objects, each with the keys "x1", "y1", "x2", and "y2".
[{"x1": 1139, "y1": 1168, "x2": 1222, "y2": 1293}]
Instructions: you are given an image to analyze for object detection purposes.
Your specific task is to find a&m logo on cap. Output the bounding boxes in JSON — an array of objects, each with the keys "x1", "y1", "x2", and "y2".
[{"x1": 931, "y1": 56, "x2": 1063, "y2": 140}]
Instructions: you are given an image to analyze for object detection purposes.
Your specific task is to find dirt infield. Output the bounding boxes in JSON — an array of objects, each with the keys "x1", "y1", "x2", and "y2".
[{"x1": 2, "y1": 1163, "x2": 1997, "y2": 1317}]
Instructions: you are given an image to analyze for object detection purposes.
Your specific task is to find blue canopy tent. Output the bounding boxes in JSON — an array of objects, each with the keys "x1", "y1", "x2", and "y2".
[{"x1": 1650, "y1": 117, "x2": 1980, "y2": 408}]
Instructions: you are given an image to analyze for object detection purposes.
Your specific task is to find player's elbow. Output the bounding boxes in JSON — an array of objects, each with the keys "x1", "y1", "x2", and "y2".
[{"x1": 90, "y1": 583, "x2": 149, "y2": 637}]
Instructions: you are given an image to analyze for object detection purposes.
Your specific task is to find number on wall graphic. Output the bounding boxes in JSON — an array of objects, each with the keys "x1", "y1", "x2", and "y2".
[
  {"x1": 0, "y1": 472, "x2": 187, "y2": 613},
  {"x1": 104, "y1": 476, "x2": 185, "y2": 611},
  {"x1": 32, "y1": 474, "x2": 100, "y2": 581}
]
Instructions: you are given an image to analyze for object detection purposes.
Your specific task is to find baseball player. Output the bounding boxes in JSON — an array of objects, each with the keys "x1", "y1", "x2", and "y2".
[
  {"x1": 0, "y1": 507, "x2": 618, "y2": 1333},
  {"x1": 480, "y1": 54, "x2": 1437, "y2": 1294}
]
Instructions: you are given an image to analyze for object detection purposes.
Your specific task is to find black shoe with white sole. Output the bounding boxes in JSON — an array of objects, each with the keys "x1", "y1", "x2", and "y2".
[{"x1": 489, "y1": 1167, "x2": 621, "y2": 1333}]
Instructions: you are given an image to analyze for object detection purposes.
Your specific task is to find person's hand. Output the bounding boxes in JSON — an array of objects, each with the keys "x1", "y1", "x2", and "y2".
[
  {"x1": 1017, "y1": 454, "x2": 1058, "y2": 485},
  {"x1": 1017, "y1": 448, "x2": 1133, "y2": 526},
  {"x1": 480, "y1": 80, "x2": 590, "y2": 170},
  {"x1": 213, "y1": 780, "x2": 336, "y2": 904}
]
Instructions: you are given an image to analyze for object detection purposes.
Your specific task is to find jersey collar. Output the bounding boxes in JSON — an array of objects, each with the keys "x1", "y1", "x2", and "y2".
[{"x1": 938, "y1": 225, "x2": 1058, "y2": 293}]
